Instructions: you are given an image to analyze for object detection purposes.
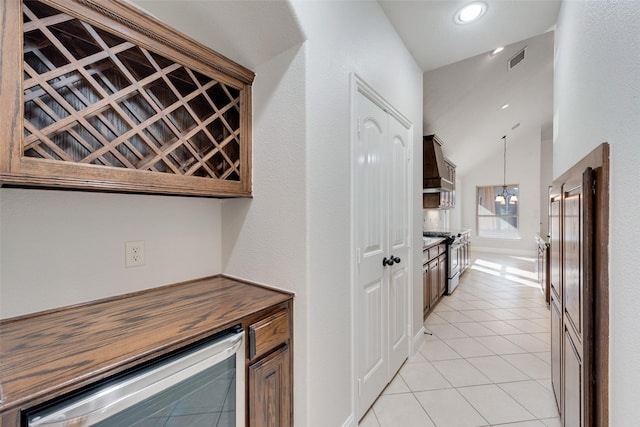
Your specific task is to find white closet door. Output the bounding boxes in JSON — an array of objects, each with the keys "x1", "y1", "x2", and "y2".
[
  {"x1": 387, "y1": 114, "x2": 410, "y2": 377},
  {"x1": 355, "y1": 92, "x2": 389, "y2": 419},
  {"x1": 355, "y1": 92, "x2": 411, "y2": 420}
]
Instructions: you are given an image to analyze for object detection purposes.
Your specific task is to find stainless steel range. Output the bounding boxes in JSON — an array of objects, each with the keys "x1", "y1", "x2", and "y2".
[{"x1": 423, "y1": 230, "x2": 470, "y2": 294}]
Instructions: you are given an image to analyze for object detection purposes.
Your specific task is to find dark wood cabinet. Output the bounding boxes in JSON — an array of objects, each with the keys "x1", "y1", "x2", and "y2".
[
  {"x1": 248, "y1": 310, "x2": 293, "y2": 427},
  {"x1": 437, "y1": 253, "x2": 447, "y2": 296},
  {"x1": 0, "y1": 0, "x2": 254, "y2": 197},
  {"x1": 423, "y1": 135, "x2": 456, "y2": 209},
  {"x1": 423, "y1": 263, "x2": 430, "y2": 319},
  {"x1": 249, "y1": 345, "x2": 292, "y2": 427},
  {"x1": 429, "y1": 257, "x2": 440, "y2": 305},
  {"x1": 423, "y1": 242, "x2": 446, "y2": 319},
  {"x1": 549, "y1": 143, "x2": 610, "y2": 427}
]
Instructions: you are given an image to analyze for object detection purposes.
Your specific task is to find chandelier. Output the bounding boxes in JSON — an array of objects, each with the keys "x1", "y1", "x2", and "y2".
[{"x1": 495, "y1": 135, "x2": 518, "y2": 205}]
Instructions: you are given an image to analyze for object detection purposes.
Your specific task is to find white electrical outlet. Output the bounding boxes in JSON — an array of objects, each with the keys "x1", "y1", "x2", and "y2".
[{"x1": 125, "y1": 241, "x2": 145, "y2": 268}]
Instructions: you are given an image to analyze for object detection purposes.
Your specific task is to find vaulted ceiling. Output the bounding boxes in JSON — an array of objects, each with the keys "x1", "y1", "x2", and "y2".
[{"x1": 131, "y1": 0, "x2": 560, "y2": 175}]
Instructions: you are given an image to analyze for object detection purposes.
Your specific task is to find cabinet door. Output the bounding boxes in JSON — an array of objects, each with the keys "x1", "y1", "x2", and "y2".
[
  {"x1": 249, "y1": 345, "x2": 292, "y2": 427},
  {"x1": 562, "y1": 168, "x2": 594, "y2": 427},
  {"x1": 423, "y1": 264, "x2": 430, "y2": 319},
  {"x1": 429, "y1": 258, "x2": 439, "y2": 304},
  {"x1": 438, "y1": 253, "x2": 447, "y2": 296}
]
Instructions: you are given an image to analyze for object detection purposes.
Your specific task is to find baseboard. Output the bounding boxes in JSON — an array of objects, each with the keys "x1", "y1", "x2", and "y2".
[
  {"x1": 471, "y1": 246, "x2": 536, "y2": 257},
  {"x1": 411, "y1": 325, "x2": 426, "y2": 355},
  {"x1": 342, "y1": 414, "x2": 355, "y2": 427}
]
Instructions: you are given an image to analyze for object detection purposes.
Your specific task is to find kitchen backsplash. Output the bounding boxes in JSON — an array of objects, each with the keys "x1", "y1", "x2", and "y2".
[{"x1": 423, "y1": 209, "x2": 450, "y2": 231}]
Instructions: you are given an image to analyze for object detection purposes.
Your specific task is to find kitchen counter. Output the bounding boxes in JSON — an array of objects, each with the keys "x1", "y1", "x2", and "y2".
[
  {"x1": 0, "y1": 276, "x2": 293, "y2": 416},
  {"x1": 423, "y1": 236, "x2": 445, "y2": 249}
]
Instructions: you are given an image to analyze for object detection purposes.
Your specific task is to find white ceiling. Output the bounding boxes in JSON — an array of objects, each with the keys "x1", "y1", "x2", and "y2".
[
  {"x1": 422, "y1": 31, "x2": 555, "y2": 173},
  {"x1": 130, "y1": 0, "x2": 559, "y2": 175},
  {"x1": 378, "y1": 0, "x2": 560, "y2": 174},
  {"x1": 377, "y1": 0, "x2": 560, "y2": 72}
]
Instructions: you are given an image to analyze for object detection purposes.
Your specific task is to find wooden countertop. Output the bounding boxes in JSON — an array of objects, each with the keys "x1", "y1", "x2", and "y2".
[{"x1": 0, "y1": 276, "x2": 292, "y2": 414}]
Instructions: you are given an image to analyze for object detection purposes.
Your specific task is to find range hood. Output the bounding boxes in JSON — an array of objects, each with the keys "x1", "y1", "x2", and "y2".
[{"x1": 423, "y1": 134, "x2": 454, "y2": 193}]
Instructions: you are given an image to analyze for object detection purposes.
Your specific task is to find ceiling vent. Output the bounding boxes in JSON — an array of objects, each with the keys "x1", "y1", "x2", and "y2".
[{"x1": 508, "y1": 47, "x2": 526, "y2": 70}]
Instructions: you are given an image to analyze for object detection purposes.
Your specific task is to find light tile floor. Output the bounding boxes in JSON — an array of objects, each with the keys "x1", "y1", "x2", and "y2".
[{"x1": 359, "y1": 252, "x2": 561, "y2": 427}]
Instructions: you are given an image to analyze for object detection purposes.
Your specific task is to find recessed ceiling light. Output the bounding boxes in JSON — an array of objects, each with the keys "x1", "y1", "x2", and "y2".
[
  {"x1": 454, "y1": 2, "x2": 487, "y2": 24},
  {"x1": 501, "y1": 103, "x2": 510, "y2": 109},
  {"x1": 491, "y1": 46, "x2": 504, "y2": 55}
]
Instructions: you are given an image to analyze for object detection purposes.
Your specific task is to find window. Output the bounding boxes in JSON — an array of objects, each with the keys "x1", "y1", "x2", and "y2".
[{"x1": 477, "y1": 185, "x2": 519, "y2": 238}]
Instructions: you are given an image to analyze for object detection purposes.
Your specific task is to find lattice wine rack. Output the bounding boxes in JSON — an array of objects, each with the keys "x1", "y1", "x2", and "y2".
[{"x1": 0, "y1": 0, "x2": 254, "y2": 196}]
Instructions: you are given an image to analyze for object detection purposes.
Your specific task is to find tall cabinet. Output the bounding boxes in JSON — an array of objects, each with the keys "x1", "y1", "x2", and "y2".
[{"x1": 549, "y1": 144, "x2": 609, "y2": 427}]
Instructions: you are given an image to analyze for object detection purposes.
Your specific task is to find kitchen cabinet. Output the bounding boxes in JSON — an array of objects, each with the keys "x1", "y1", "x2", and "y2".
[
  {"x1": 423, "y1": 241, "x2": 446, "y2": 319},
  {"x1": 0, "y1": 276, "x2": 293, "y2": 427},
  {"x1": 423, "y1": 135, "x2": 456, "y2": 209},
  {"x1": 429, "y1": 257, "x2": 440, "y2": 307},
  {"x1": 423, "y1": 158, "x2": 456, "y2": 209},
  {"x1": 549, "y1": 143, "x2": 610, "y2": 427},
  {"x1": 0, "y1": 0, "x2": 254, "y2": 197},
  {"x1": 248, "y1": 310, "x2": 292, "y2": 427},
  {"x1": 536, "y1": 233, "x2": 551, "y2": 304},
  {"x1": 437, "y1": 252, "x2": 447, "y2": 296}
]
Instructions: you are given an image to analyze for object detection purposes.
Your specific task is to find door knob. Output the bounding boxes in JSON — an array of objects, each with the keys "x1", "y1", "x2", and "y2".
[{"x1": 383, "y1": 256, "x2": 401, "y2": 267}]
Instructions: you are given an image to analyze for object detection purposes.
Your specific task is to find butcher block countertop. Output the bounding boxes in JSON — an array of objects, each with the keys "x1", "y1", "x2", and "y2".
[{"x1": 0, "y1": 276, "x2": 293, "y2": 415}]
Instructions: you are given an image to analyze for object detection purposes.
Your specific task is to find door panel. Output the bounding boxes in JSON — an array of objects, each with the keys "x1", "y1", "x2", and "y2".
[
  {"x1": 387, "y1": 114, "x2": 410, "y2": 377},
  {"x1": 438, "y1": 253, "x2": 447, "y2": 296},
  {"x1": 389, "y1": 268, "x2": 407, "y2": 359},
  {"x1": 429, "y1": 258, "x2": 439, "y2": 303},
  {"x1": 564, "y1": 189, "x2": 582, "y2": 337},
  {"x1": 362, "y1": 279, "x2": 384, "y2": 381},
  {"x1": 550, "y1": 293, "x2": 562, "y2": 412},
  {"x1": 423, "y1": 264, "x2": 430, "y2": 319},
  {"x1": 549, "y1": 193, "x2": 561, "y2": 300},
  {"x1": 563, "y1": 329, "x2": 582, "y2": 427},
  {"x1": 355, "y1": 93, "x2": 389, "y2": 418}
]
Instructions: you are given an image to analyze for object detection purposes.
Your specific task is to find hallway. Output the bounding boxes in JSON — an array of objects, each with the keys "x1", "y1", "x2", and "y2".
[{"x1": 360, "y1": 252, "x2": 560, "y2": 427}]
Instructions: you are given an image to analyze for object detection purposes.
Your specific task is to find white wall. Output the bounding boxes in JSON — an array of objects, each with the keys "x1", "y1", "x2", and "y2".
[
  {"x1": 288, "y1": 2, "x2": 423, "y2": 425},
  {"x1": 460, "y1": 128, "x2": 541, "y2": 256},
  {"x1": 539, "y1": 124, "x2": 553, "y2": 238},
  {"x1": 221, "y1": 42, "x2": 309, "y2": 425},
  {"x1": 0, "y1": 189, "x2": 222, "y2": 319},
  {"x1": 554, "y1": 1, "x2": 640, "y2": 424}
]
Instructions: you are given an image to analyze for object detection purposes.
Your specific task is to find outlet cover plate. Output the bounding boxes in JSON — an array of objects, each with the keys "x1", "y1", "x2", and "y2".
[{"x1": 125, "y1": 240, "x2": 145, "y2": 268}]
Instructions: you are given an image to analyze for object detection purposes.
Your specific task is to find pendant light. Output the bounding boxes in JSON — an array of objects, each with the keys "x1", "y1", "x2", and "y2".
[{"x1": 495, "y1": 135, "x2": 518, "y2": 205}]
